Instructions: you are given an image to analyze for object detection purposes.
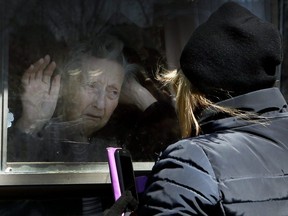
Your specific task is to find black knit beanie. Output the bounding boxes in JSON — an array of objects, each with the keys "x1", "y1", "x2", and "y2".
[{"x1": 180, "y1": 2, "x2": 282, "y2": 101}]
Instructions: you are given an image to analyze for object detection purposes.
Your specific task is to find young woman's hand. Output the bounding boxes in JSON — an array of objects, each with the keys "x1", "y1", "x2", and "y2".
[{"x1": 16, "y1": 55, "x2": 61, "y2": 134}]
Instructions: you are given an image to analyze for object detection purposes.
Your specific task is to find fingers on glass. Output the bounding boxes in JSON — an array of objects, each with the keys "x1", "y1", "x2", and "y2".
[{"x1": 22, "y1": 55, "x2": 56, "y2": 85}]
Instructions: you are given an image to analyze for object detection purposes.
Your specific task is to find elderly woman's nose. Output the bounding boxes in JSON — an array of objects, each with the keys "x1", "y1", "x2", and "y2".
[{"x1": 92, "y1": 90, "x2": 105, "y2": 109}]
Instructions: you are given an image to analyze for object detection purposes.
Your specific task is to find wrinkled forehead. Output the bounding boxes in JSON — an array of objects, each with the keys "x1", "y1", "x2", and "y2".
[
  {"x1": 81, "y1": 56, "x2": 124, "y2": 74},
  {"x1": 80, "y1": 56, "x2": 125, "y2": 84}
]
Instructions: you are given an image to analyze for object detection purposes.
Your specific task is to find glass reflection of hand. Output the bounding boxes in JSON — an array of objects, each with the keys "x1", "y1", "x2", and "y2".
[
  {"x1": 120, "y1": 74, "x2": 156, "y2": 112},
  {"x1": 16, "y1": 55, "x2": 61, "y2": 134}
]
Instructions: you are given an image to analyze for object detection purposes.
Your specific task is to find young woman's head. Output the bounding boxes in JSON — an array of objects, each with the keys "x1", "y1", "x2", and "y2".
[
  {"x1": 161, "y1": 2, "x2": 281, "y2": 138},
  {"x1": 58, "y1": 35, "x2": 127, "y2": 136},
  {"x1": 179, "y1": 2, "x2": 281, "y2": 102}
]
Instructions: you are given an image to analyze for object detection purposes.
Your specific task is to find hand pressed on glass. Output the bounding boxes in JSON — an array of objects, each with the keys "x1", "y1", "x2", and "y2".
[{"x1": 16, "y1": 55, "x2": 60, "y2": 134}]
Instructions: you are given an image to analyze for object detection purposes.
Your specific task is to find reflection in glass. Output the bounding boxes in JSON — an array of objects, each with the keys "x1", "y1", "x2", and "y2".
[
  {"x1": 5, "y1": 1, "x2": 182, "y2": 163},
  {"x1": 4, "y1": 0, "x2": 274, "y2": 165}
]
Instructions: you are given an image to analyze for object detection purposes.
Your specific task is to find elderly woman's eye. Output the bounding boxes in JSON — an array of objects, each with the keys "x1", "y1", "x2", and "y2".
[{"x1": 107, "y1": 87, "x2": 119, "y2": 99}]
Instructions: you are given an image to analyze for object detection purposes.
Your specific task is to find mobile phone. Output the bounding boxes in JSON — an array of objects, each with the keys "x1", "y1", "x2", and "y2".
[
  {"x1": 114, "y1": 148, "x2": 138, "y2": 202},
  {"x1": 107, "y1": 147, "x2": 138, "y2": 202}
]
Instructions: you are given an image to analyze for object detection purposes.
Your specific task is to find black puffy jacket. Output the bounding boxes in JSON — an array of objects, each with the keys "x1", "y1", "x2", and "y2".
[{"x1": 137, "y1": 88, "x2": 288, "y2": 216}]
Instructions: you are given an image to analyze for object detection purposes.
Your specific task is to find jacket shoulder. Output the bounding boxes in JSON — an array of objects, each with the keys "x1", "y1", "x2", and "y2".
[
  {"x1": 160, "y1": 139, "x2": 217, "y2": 176},
  {"x1": 138, "y1": 139, "x2": 223, "y2": 215}
]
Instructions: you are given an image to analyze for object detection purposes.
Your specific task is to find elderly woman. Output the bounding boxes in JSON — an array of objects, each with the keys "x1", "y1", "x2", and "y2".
[{"x1": 8, "y1": 34, "x2": 161, "y2": 162}]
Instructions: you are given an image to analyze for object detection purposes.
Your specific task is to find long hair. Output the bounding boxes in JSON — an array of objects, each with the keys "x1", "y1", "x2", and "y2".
[{"x1": 158, "y1": 69, "x2": 254, "y2": 138}]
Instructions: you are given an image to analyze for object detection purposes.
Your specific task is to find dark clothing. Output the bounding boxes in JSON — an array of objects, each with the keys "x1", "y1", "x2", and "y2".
[
  {"x1": 126, "y1": 101, "x2": 181, "y2": 161},
  {"x1": 7, "y1": 102, "x2": 180, "y2": 162},
  {"x1": 137, "y1": 88, "x2": 288, "y2": 216},
  {"x1": 7, "y1": 120, "x2": 118, "y2": 162}
]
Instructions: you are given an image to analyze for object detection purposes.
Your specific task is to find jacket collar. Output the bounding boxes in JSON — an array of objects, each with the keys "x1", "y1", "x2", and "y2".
[
  {"x1": 216, "y1": 87, "x2": 287, "y2": 113},
  {"x1": 198, "y1": 88, "x2": 287, "y2": 134}
]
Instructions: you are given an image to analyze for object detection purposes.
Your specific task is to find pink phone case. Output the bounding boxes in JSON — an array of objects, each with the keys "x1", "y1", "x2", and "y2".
[{"x1": 107, "y1": 147, "x2": 122, "y2": 201}]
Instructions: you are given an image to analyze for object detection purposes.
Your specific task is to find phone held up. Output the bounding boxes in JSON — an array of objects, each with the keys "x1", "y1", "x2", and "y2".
[{"x1": 107, "y1": 147, "x2": 138, "y2": 203}]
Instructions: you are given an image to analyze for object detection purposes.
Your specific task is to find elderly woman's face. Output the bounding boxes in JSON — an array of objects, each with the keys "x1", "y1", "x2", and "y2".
[{"x1": 66, "y1": 56, "x2": 125, "y2": 136}]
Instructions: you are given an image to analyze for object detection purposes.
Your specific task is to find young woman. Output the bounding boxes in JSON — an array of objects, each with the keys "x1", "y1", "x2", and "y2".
[{"x1": 134, "y1": 2, "x2": 288, "y2": 215}]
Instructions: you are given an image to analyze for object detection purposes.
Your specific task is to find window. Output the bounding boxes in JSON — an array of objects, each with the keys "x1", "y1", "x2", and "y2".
[{"x1": 0, "y1": 0, "x2": 282, "y2": 186}]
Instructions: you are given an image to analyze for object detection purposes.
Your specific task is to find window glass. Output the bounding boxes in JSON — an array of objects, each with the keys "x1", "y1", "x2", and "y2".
[{"x1": 1, "y1": 0, "x2": 277, "y2": 174}]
